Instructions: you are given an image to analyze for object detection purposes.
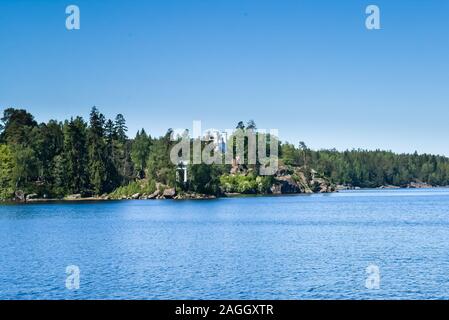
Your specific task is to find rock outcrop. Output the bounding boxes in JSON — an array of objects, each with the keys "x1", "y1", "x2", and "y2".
[
  {"x1": 65, "y1": 194, "x2": 82, "y2": 200},
  {"x1": 271, "y1": 175, "x2": 303, "y2": 194},
  {"x1": 131, "y1": 193, "x2": 141, "y2": 199},
  {"x1": 407, "y1": 181, "x2": 433, "y2": 189},
  {"x1": 148, "y1": 190, "x2": 160, "y2": 199},
  {"x1": 309, "y1": 170, "x2": 335, "y2": 193},
  {"x1": 141, "y1": 185, "x2": 177, "y2": 199},
  {"x1": 270, "y1": 166, "x2": 335, "y2": 194},
  {"x1": 14, "y1": 190, "x2": 25, "y2": 202},
  {"x1": 162, "y1": 188, "x2": 176, "y2": 199}
]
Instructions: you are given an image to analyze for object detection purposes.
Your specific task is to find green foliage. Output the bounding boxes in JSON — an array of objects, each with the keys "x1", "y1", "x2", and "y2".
[
  {"x1": 188, "y1": 163, "x2": 222, "y2": 195},
  {"x1": 281, "y1": 143, "x2": 300, "y2": 166},
  {"x1": 114, "y1": 114, "x2": 128, "y2": 142},
  {"x1": 88, "y1": 107, "x2": 108, "y2": 195},
  {"x1": 1, "y1": 107, "x2": 449, "y2": 201},
  {"x1": 31, "y1": 121, "x2": 64, "y2": 185},
  {"x1": 0, "y1": 108, "x2": 37, "y2": 145},
  {"x1": 109, "y1": 179, "x2": 157, "y2": 199},
  {"x1": 11, "y1": 145, "x2": 39, "y2": 192},
  {"x1": 0, "y1": 144, "x2": 14, "y2": 199},
  {"x1": 52, "y1": 154, "x2": 66, "y2": 197},
  {"x1": 279, "y1": 145, "x2": 449, "y2": 188},
  {"x1": 145, "y1": 179, "x2": 157, "y2": 194},
  {"x1": 0, "y1": 107, "x2": 136, "y2": 199},
  {"x1": 110, "y1": 181, "x2": 141, "y2": 199},
  {"x1": 146, "y1": 130, "x2": 176, "y2": 187},
  {"x1": 131, "y1": 129, "x2": 151, "y2": 178},
  {"x1": 219, "y1": 174, "x2": 273, "y2": 194},
  {"x1": 64, "y1": 117, "x2": 89, "y2": 195}
]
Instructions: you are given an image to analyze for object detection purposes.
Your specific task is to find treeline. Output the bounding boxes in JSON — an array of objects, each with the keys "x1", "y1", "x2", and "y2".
[
  {"x1": 0, "y1": 107, "x2": 132, "y2": 199},
  {"x1": 281, "y1": 143, "x2": 449, "y2": 188},
  {"x1": 0, "y1": 107, "x2": 180, "y2": 199},
  {"x1": 0, "y1": 107, "x2": 239, "y2": 200},
  {"x1": 1, "y1": 107, "x2": 449, "y2": 200}
]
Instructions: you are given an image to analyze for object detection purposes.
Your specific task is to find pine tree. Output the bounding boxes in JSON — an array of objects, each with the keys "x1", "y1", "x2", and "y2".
[
  {"x1": 87, "y1": 107, "x2": 108, "y2": 195},
  {"x1": 131, "y1": 129, "x2": 151, "y2": 179},
  {"x1": 114, "y1": 114, "x2": 128, "y2": 142},
  {"x1": 64, "y1": 117, "x2": 89, "y2": 194}
]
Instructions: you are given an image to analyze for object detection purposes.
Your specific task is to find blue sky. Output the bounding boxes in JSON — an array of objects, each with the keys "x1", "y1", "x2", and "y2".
[{"x1": 0, "y1": 0, "x2": 448, "y2": 154}]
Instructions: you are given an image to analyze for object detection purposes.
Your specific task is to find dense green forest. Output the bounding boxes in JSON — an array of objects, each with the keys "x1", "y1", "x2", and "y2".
[
  {"x1": 1, "y1": 107, "x2": 449, "y2": 201},
  {"x1": 281, "y1": 144, "x2": 449, "y2": 188}
]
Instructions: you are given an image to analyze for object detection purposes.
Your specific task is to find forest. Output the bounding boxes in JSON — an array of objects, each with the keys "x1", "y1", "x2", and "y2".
[{"x1": 1, "y1": 107, "x2": 449, "y2": 201}]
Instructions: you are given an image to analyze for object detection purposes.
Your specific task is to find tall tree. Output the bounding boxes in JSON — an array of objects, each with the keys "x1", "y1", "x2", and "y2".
[
  {"x1": 11, "y1": 146, "x2": 39, "y2": 191},
  {"x1": 131, "y1": 129, "x2": 151, "y2": 179},
  {"x1": 114, "y1": 114, "x2": 128, "y2": 142},
  {"x1": 64, "y1": 117, "x2": 89, "y2": 194},
  {"x1": 87, "y1": 107, "x2": 108, "y2": 195},
  {"x1": 31, "y1": 120, "x2": 64, "y2": 191},
  {"x1": 104, "y1": 119, "x2": 120, "y2": 192},
  {"x1": 0, "y1": 108, "x2": 37, "y2": 144},
  {"x1": 299, "y1": 141, "x2": 308, "y2": 167},
  {"x1": 0, "y1": 144, "x2": 14, "y2": 199},
  {"x1": 147, "y1": 129, "x2": 176, "y2": 186}
]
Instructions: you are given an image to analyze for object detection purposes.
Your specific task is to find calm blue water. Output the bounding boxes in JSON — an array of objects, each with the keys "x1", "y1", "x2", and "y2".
[{"x1": 1, "y1": 188, "x2": 449, "y2": 300}]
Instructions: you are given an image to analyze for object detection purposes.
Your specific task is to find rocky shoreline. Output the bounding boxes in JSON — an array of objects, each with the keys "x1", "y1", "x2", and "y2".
[
  {"x1": 4, "y1": 185, "x2": 444, "y2": 204},
  {"x1": 4, "y1": 168, "x2": 441, "y2": 204},
  {"x1": 336, "y1": 181, "x2": 437, "y2": 190}
]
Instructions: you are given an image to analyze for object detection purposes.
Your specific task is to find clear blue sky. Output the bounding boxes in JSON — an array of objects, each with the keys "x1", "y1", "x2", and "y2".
[{"x1": 0, "y1": 0, "x2": 448, "y2": 155}]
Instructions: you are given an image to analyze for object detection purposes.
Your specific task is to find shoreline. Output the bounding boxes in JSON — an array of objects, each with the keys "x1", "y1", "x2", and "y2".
[{"x1": 2, "y1": 186, "x2": 447, "y2": 204}]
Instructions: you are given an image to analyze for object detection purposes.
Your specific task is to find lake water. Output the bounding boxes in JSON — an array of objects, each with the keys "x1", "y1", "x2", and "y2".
[{"x1": 1, "y1": 188, "x2": 449, "y2": 300}]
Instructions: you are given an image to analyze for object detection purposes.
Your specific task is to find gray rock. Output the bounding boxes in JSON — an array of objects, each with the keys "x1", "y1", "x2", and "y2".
[
  {"x1": 271, "y1": 175, "x2": 302, "y2": 194},
  {"x1": 26, "y1": 193, "x2": 38, "y2": 201},
  {"x1": 14, "y1": 190, "x2": 25, "y2": 202},
  {"x1": 65, "y1": 194, "x2": 82, "y2": 200},
  {"x1": 131, "y1": 193, "x2": 141, "y2": 199},
  {"x1": 148, "y1": 190, "x2": 160, "y2": 199},
  {"x1": 408, "y1": 181, "x2": 432, "y2": 189},
  {"x1": 163, "y1": 188, "x2": 176, "y2": 199},
  {"x1": 270, "y1": 184, "x2": 282, "y2": 194}
]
